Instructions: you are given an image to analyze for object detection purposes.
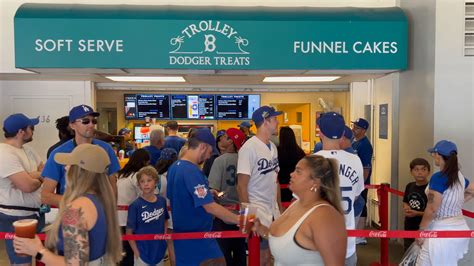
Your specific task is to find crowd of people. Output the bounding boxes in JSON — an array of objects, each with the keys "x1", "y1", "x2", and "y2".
[{"x1": 0, "y1": 103, "x2": 473, "y2": 266}]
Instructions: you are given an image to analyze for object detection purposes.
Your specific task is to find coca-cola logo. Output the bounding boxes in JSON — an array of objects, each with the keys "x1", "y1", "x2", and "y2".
[
  {"x1": 368, "y1": 231, "x2": 387, "y2": 238},
  {"x1": 204, "y1": 232, "x2": 222, "y2": 239},
  {"x1": 419, "y1": 231, "x2": 438, "y2": 238},
  {"x1": 153, "y1": 234, "x2": 172, "y2": 240},
  {"x1": 4, "y1": 233, "x2": 15, "y2": 240}
]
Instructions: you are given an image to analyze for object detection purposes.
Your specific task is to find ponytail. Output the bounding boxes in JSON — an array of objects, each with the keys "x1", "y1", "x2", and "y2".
[{"x1": 441, "y1": 152, "x2": 459, "y2": 188}]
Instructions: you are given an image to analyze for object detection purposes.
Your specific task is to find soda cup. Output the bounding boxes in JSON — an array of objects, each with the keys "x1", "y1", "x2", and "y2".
[
  {"x1": 12, "y1": 219, "x2": 38, "y2": 256},
  {"x1": 239, "y1": 203, "x2": 257, "y2": 234}
]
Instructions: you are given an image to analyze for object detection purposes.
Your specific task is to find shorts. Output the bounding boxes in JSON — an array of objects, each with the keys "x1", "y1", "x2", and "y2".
[
  {"x1": 345, "y1": 252, "x2": 357, "y2": 266},
  {"x1": 134, "y1": 256, "x2": 164, "y2": 266},
  {"x1": 260, "y1": 237, "x2": 269, "y2": 250},
  {"x1": 0, "y1": 212, "x2": 45, "y2": 264}
]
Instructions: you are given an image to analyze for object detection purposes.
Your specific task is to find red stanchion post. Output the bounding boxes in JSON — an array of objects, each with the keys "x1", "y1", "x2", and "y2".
[
  {"x1": 248, "y1": 233, "x2": 260, "y2": 266},
  {"x1": 378, "y1": 183, "x2": 390, "y2": 266}
]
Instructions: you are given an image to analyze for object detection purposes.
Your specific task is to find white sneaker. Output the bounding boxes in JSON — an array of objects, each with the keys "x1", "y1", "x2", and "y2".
[{"x1": 356, "y1": 237, "x2": 367, "y2": 245}]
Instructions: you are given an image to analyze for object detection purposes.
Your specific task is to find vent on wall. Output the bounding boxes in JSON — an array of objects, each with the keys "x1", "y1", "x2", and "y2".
[{"x1": 465, "y1": 1, "x2": 474, "y2": 56}]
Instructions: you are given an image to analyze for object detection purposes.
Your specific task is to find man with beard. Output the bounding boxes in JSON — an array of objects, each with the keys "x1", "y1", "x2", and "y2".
[
  {"x1": 0, "y1": 113, "x2": 44, "y2": 265},
  {"x1": 167, "y1": 128, "x2": 239, "y2": 266},
  {"x1": 237, "y1": 106, "x2": 283, "y2": 265},
  {"x1": 41, "y1": 105, "x2": 120, "y2": 206}
]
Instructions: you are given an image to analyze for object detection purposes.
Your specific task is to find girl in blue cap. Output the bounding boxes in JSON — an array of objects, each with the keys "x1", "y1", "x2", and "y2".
[{"x1": 416, "y1": 140, "x2": 474, "y2": 265}]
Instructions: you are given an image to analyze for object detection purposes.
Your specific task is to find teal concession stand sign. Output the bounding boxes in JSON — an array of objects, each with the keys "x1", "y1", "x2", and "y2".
[{"x1": 14, "y1": 4, "x2": 408, "y2": 70}]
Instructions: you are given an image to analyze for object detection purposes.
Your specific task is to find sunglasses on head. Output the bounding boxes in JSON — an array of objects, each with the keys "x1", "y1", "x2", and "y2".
[{"x1": 76, "y1": 118, "x2": 98, "y2": 125}]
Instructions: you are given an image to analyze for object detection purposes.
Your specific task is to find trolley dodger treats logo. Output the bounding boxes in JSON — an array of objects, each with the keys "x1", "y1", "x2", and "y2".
[
  {"x1": 169, "y1": 20, "x2": 250, "y2": 67},
  {"x1": 194, "y1": 184, "x2": 208, "y2": 199}
]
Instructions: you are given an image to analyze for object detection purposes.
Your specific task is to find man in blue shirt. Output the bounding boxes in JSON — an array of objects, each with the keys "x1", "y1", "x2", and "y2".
[
  {"x1": 144, "y1": 128, "x2": 165, "y2": 166},
  {"x1": 351, "y1": 118, "x2": 373, "y2": 245},
  {"x1": 41, "y1": 105, "x2": 120, "y2": 206},
  {"x1": 163, "y1": 121, "x2": 186, "y2": 154},
  {"x1": 167, "y1": 128, "x2": 239, "y2": 265}
]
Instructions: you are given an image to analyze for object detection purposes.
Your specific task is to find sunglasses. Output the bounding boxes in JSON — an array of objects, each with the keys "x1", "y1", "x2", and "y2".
[{"x1": 76, "y1": 118, "x2": 98, "y2": 125}]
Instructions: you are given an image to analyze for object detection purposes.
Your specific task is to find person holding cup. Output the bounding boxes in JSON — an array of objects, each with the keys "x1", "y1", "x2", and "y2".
[
  {"x1": 13, "y1": 144, "x2": 122, "y2": 265},
  {"x1": 0, "y1": 113, "x2": 44, "y2": 266},
  {"x1": 253, "y1": 155, "x2": 347, "y2": 265}
]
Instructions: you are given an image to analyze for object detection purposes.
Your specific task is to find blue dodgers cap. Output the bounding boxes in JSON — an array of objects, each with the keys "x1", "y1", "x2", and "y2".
[
  {"x1": 252, "y1": 106, "x2": 283, "y2": 124},
  {"x1": 317, "y1": 112, "x2": 345, "y2": 139},
  {"x1": 216, "y1": 129, "x2": 227, "y2": 138},
  {"x1": 69, "y1": 104, "x2": 100, "y2": 123},
  {"x1": 352, "y1": 118, "x2": 369, "y2": 130},
  {"x1": 343, "y1": 125, "x2": 353, "y2": 140},
  {"x1": 238, "y1": 121, "x2": 252, "y2": 128},
  {"x1": 194, "y1": 128, "x2": 217, "y2": 150},
  {"x1": 427, "y1": 140, "x2": 458, "y2": 156},
  {"x1": 118, "y1": 128, "x2": 131, "y2": 135},
  {"x1": 3, "y1": 113, "x2": 39, "y2": 134},
  {"x1": 159, "y1": 148, "x2": 178, "y2": 161}
]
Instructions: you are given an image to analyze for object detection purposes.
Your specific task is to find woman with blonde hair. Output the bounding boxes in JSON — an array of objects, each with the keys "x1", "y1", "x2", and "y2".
[
  {"x1": 253, "y1": 155, "x2": 347, "y2": 265},
  {"x1": 14, "y1": 144, "x2": 122, "y2": 265}
]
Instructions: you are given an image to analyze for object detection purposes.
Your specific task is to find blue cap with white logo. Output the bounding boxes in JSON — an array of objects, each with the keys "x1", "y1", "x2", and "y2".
[
  {"x1": 427, "y1": 140, "x2": 457, "y2": 156},
  {"x1": 352, "y1": 118, "x2": 369, "y2": 130},
  {"x1": 69, "y1": 104, "x2": 100, "y2": 123},
  {"x1": 317, "y1": 112, "x2": 345, "y2": 139},
  {"x1": 252, "y1": 106, "x2": 282, "y2": 124},
  {"x1": 3, "y1": 113, "x2": 39, "y2": 134}
]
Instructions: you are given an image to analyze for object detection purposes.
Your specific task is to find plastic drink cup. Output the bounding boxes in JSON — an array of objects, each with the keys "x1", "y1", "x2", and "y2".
[
  {"x1": 239, "y1": 203, "x2": 257, "y2": 234},
  {"x1": 12, "y1": 219, "x2": 38, "y2": 256}
]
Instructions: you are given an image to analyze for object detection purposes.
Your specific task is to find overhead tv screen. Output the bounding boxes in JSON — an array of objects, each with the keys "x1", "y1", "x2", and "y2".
[
  {"x1": 125, "y1": 94, "x2": 170, "y2": 120},
  {"x1": 216, "y1": 94, "x2": 260, "y2": 119},
  {"x1": 187, "y1": 95, "x2": 215, "y2": 119},
  {"x1": 170, "y1": 95, "x2": 188, "y2": 119}
]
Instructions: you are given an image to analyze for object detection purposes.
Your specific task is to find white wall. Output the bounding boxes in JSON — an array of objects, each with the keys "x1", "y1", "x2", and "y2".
[
  {"x1": 0, "y1": 80, "x2": 93, "y2": 160},
  {"x1": 433, "y1": 0, "x2": 474, "y2": 264},
  {"x1": 350, "y1": 81, "x2": 370, "y2": 122},
  {"x1": 0, "y1": 0, "x2": 396, "y2": 73}
]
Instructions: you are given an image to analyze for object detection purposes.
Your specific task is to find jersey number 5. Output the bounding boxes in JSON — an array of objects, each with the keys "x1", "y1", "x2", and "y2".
[{"x1": 340, "y1": 186, "x2": 353, "y2": 214}]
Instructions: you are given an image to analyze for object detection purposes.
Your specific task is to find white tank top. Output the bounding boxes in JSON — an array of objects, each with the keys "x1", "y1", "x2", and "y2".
[{"x1": 269, "y1": 203, "x2": 329, "y2": 266}]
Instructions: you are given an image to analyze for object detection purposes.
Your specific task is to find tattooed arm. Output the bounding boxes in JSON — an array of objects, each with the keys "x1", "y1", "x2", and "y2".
[
  {"x1": 62, "y1": 197, "x2": 97, "y2": 265},
  {"x1": 418, "y1": 190, "x2": 442, "y2": 230}
]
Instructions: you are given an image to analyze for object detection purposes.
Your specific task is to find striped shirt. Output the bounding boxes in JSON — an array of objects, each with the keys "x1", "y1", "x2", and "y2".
[{"x1": 429, "y1": 171, "x2": 470, "y2": 219}]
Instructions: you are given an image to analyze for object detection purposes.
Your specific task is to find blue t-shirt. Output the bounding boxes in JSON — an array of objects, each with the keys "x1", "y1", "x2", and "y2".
[
  {"x1": 429, "y1": 171, "x2": 470, "y2": 194},
  {"x1": 164, "y1": 136, "x2": 186, "y2": 154},
  {"x1": 58, "y1": 194, "x2": 106, "y2": 260},
  {"x1": 127, "y1": 195, "x2": 169, "y2": 265},
  {"x1": 143, "y1": 145, "x2": 162, "y2": 166},
  {"x1": 313, "y1": 142, "x2": 323, "y2": 153},
  {"x1": 42, "y1": 139, "x2": 121, "y2": 194},
  {"x1": 352, "y1": 136, "x2": 373, "y2": 184},
  {"x1": 166, "y1": 160, "x2": 222, "y2": 265}
]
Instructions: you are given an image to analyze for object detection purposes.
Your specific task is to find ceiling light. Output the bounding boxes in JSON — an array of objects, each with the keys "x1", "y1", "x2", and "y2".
[
  {"x1": 263, "y1": 76, "x2": 340, "y2": 82},
  {"x1": 105, "y1": 76, "x2": 186, "y2": 82}
]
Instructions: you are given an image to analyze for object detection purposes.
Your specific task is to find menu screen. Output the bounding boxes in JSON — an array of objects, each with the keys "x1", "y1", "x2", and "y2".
[
  {"x1": 171, "y1": 95, "x2": 188, "y2": 119},
  {"x1": 216, "y1": 95, "x2": 260, "y2": 119},
  {"x1": 124, "y1": 94, "x2": 138, "y2": 120},
  {"x1": 198, "y1": 95, "x2": 215, "y2": 119},
  {"x1": 136, "y1": 94, "x2": 170, "y2": 119}
]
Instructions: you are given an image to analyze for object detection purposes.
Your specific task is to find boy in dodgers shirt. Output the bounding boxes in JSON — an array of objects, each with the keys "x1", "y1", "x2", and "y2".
[
  {"x1": 314, "y1": 112, "x2": 364, "y2": 266},
  {"x1": 127, "y1": 166, "x2": 169, "y2": 266}
]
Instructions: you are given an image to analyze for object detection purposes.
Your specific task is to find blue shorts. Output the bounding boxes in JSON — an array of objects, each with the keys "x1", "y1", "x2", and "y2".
[{"x1": 0, "y1": 212, "x2": 45, "y2": 264}]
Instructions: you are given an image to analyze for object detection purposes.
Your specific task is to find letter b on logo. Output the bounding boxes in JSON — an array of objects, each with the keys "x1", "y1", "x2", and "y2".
[{"x1": 204, "y1": 34, "x2": 216, "y2": 52}]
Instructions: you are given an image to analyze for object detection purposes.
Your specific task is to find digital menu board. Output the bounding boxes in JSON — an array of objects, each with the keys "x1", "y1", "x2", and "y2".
[
  {"x1": 187, "y1": 95, "x2": 215, "y2": 119},
  {"x1": 216, "y1": 95, "x2": 260, "y2": 119},
  {"x1": 124, "y1": 94, "x2": 137, "y2": 120},
  {"x1": 171, "y1": 95, "x2": 188, "y2": 119}
]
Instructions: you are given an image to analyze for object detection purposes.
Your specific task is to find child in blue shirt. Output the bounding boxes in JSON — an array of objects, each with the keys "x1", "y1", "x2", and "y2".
[{"x1": 127, "y1": 166, "x2": 169, "y2": 266}]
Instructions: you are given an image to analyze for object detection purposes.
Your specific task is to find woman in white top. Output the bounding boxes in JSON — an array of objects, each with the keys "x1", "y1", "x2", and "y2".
[
  {"x1": 253, "y1": 155, "x2": 347, "y2": 266},
  {"x1": 416, "y1": 140, "x2": 474, "y2": 265},
  {"x1": 116, "y1": 148, "x2": 150, "y2": 266}
]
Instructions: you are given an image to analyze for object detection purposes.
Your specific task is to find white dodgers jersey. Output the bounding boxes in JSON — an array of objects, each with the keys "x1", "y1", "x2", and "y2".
[
  {"x1": 315, "y1": 150, "x2": 364, "y2": 258},
  {"x1": 237, "y1": 136, "x2": 280, "y2": 227}
]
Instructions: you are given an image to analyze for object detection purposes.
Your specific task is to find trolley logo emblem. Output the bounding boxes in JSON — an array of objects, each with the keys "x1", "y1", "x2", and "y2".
[
  {"x1": 194, "y1": 184, "x2": 208, "y2": 199},
  {"x1": 204, "y1": 232, "x2": 222, "y2": 239},
  {"x1": 419, "y1": 231, "x2": 438, "y2": 238},
  {"x1": 169, "y1": 20, "x2": 250, "y2": 67},
  {"x1": 368, "y1": 231, "x2": 387, "y2": 238}
]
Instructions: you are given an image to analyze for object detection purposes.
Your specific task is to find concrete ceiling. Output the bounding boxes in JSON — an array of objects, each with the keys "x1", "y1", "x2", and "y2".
[{"x1": 0, "y1": 69, "x2": 391, "y2": 91}]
